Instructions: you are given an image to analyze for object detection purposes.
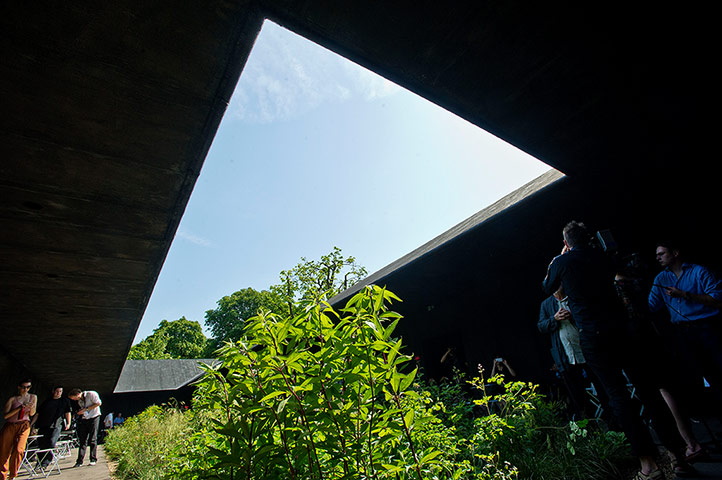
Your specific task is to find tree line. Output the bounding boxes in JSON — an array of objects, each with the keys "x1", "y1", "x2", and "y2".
[{"x1": 127, "y1": 247, "x2": 367, "y2": 360}]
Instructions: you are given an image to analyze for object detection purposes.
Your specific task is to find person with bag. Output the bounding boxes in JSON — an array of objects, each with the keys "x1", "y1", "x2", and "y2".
[
  {"x1": 67, "y1": 388, "x2": 102, "y2": 467},
  {"x1": 0, "y1": 379, "x2": 37, "y2": 480}
]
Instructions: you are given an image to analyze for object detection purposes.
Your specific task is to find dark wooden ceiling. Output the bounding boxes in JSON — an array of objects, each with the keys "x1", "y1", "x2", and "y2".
[
  {"x1": 1, "y1": 0, "x2": 262, "y2": 392},
  {"x1": 2, "y1": 1, "x2": 716, "y2": 392}
]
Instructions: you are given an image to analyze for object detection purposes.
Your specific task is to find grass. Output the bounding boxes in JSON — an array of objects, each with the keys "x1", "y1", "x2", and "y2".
[{"x1": 104, "y1": 405, "x2": 190, "y2": 480}]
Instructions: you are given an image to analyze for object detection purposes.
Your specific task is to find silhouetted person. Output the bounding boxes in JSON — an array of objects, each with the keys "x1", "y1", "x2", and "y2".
[
  {"x1": 543, "y1": 221, "x2": 690, "y2": 479},
  {"x1": 615, "y1": 264, "x2": 706, "y2": 463},
  {"x1": 113, "y1": 412, "x2": 124, "y2": 427},
  {"x1": 538, "y1": 288, "x2": 598, "y2": 419},
  {"x1": 490, "y1": 357, "x2": 516, "y2": 379}
]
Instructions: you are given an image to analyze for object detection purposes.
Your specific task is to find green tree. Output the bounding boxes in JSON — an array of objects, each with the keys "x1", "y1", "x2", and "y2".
[
  {"x1": 272, "y1": 246, "x2": 367, "y2": 315},
  {"x1": 203, "y1": 288, "x2": 285, "y2": 349},
  {"x1": 127, "y1": 331, "x2": 171, "y2": 360},
  {"x1": 204, "y1": 248, "x2": 367, "y2": 352},
  {"x1": 128, "y1": 317, "x2": 209, "y2": 360}
]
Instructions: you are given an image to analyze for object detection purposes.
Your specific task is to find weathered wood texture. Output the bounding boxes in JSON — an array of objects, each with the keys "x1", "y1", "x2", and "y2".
[{"x1": 1, "y1": 0, "x2": 262, "y2": 394}]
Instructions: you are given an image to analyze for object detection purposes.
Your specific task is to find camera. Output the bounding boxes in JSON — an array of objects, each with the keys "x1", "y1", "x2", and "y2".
[{"x1": 595, "y1": 229, "x2": 617, "y2": 253}]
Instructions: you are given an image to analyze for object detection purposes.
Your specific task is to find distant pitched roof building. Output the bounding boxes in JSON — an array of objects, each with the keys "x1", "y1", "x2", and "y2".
[{"x1": 113, "y1": 359, "x2": 217, "y2": 394}]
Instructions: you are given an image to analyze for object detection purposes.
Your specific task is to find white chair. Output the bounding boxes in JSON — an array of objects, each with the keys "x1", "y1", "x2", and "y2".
[
  {"x1": 54, "y1": 439, "x2": 73, "y2": 458},
  {"x1": 19, "y1": 447, "x2": 40, "y2": 478},
  {"x1": 585, "y1": 381, "x2": 604, "y2": 419},
  {"x1": 30, "y1": 448, "x2": 61, "y2": 478}
]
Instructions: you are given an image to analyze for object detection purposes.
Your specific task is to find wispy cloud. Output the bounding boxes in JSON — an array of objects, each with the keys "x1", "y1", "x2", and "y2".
[
  {"x1": 176, "y1": 230, "x2": 213, "y2": 247},
  {"x1": 229, "y1": 21, "x2": 400, "y2": 124},
  {"x1": 344, "y1": 63, "x2": 401, "y2": 101}
]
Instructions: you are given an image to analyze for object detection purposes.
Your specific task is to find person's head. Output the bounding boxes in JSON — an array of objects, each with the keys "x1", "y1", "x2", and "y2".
[
  {"x1": 67, "y1": 388, "x2": 83, "y2": 401},
  {"x1": 17, "y1": 379, "x2": 32, "y2": 394},
  {"x1": 52, "y1": 386, "x2": 63, "y2": 399},
  {"x1": 562, "y1": 221, "x2": 590, "y2": 249},
  {"x1": 655, "y1": 240, "x2": 681, "y2": 269}
]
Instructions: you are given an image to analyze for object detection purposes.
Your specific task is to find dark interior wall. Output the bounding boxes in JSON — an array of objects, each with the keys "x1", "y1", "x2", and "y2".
[
  {"x1": 105, "y1": 386, "x2": 195, "y2": 419},
  {"x1": 0, "y1": 350, "x2": 48, "y2": 427},
  {"x1": 356, "y1": 172, "x2": 722, "y2": 385}
]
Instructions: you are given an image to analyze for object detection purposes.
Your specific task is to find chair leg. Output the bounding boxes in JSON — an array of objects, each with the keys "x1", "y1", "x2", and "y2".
[
  {"x1": 19, "y1": 448, "x2": 39, "y2": 478},
  {"x1": 33, "y1": 448, "x2": 61, "y2": 478}
]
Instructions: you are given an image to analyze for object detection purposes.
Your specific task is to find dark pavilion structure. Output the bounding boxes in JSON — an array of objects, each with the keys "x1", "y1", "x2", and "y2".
[{"x1": 2, "y1": 2, "x2": 717, "y2": 399}]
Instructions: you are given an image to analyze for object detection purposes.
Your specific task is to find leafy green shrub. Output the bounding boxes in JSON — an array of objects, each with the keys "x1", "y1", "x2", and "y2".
[
  {"x1": 419, "y1": 368, "x2": 476, "y2": 439},
  {"x1": 459, "y1": 371, "x2": 631, "y2": 480},
  {"x1": 184, "y1": 285, "x2": 463, "y2": 480},
  {"x1": 104, "y1": 404, "x2": 192, "y2": 480}
]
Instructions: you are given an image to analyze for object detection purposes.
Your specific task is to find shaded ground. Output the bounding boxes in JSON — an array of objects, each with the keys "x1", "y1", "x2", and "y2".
[
  {"x1": 637, "y1": 416, "x2": 722, "y2": 480},
  {"x1": 670, "y1": 416, "x2": 722, "y2": 479},
  {"x1": 16, "y1": 445, "x2": 112, "y2": 480}
]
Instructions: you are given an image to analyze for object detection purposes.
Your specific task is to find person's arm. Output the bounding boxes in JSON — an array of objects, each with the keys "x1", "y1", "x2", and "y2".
[
  {"x1": 648, "y1": 281, "x2": 665, "y2": 313},
  {"x1": 502, "y1": 360, "x2": 517, "y2": 377},
  {"x1": 663, "y1": 286, "x2": 720, "y2": 307},
  {"x1": 440, "y1": 347, "x2": 452, "y2": 364},
  {"x1": 3, "y1": 397, "x2": 19, "y2": 420},
  {"x1": 77, "y1": 391, "x2": 101, "y2": 415},
  {"x1": 538, "y1": 299, "x2": 560, "y2": 334},
  {"x1": 29, "y1": 394, "x2": 37, "y2": 417},
  {"x1": 665, "y1": 267, "x2": 722, "y2": 307},
  {"x1": 29, "y1": 412, "x2": 38, "y2": 428},
  {"x1": 63, "y1": 399, "x2": 72, "y2": 429},
  {"x1": 77, "y1": 403, "x2": 101, "y2": 416},
  {"x1": 542, "y1": 256, "x2": 563, "y2": 296}
]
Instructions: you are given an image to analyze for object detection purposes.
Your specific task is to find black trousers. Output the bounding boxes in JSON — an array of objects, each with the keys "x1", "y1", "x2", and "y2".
[
  {"x1": 76, "y1": 416, "x2": 100, "y2": 464},
  {"x1": 673, "y1": 319, "x2": 722, "y2": 403},
  {"x1": 37, "y1": 423, "x2": 62, "y2": 466},
  {"x1": 581, "y1": 330, "x2": 684, "y2": 457},
  {"x1": 558, "y1": 363, "x2": 598, "y2": 419}
]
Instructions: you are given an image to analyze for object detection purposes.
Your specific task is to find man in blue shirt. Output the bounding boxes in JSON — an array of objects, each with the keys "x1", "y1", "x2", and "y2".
[{"x1": 648, "y1": 241, "x2": 722, "y2": 400}]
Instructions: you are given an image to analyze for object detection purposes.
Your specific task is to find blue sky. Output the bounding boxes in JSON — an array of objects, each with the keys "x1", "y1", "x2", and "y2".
[{"x1": 133, "y1": 20, "x2": 552, "y2": 342}]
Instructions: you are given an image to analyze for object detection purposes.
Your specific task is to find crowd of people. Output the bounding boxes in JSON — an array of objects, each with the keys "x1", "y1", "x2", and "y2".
[
  {"x1": 0, "y1": 383, "x2": 119, "y2": 479},
  {"x1": 540, "y1": 221, "x2": 721, "y2": 480}
]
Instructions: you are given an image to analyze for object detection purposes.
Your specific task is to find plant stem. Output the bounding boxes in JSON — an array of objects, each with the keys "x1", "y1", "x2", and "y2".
[
  {"x1": 361, "y1": 322, "x2": 378, "y2": 480},
  {"x1": 278, "y1": 365, "x2": 324, "y2": 479},
  {"x1": 245, "y1": 354, "x2": 296, "y2": 479},
  {"x1": 319, "y1": 378, "x2": 350, "y2": 475},
  {"x1": 392, "y1": 393, "x2": 423, "y2": 480}
]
